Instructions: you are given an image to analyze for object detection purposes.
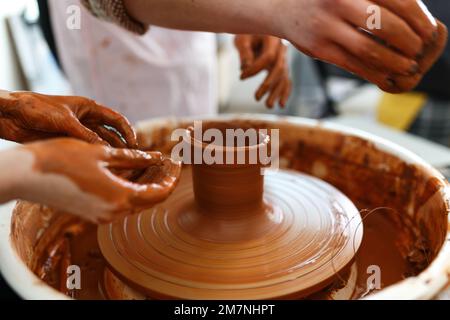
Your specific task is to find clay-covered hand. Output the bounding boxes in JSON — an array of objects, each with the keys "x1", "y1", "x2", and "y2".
[
  {"x1": 235, "y1": 35, "x2": 292, "y2": 108},
  {"x1": 390, "y1": 20, "x2": 448, "y2": 93},
  {"x1": 0, "y1": 90, "x2": 137, "y2": 148},
  {"x1": 8, "y1": 138, "x2": 181, "y2": 223},
  {"x1": 274, "y1": 0, "x2": 447, "y2": 93}
]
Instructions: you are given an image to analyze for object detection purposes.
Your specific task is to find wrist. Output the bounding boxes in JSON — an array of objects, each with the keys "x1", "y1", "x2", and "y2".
[
  {"x1": 0, "y1": 148, "x2": 32, "y2": 203},
  {"x1": 235, "y1": 0, "x2": 282, "y2": 36},
  {"x1": 263, "y1": 0, "x2": 291, "y2": 39},
  {"x1": 0, "y1": 90, "x2": 18, "y2": 116},
  {"x1": 258, "y1": 0, "x2": 287, "y2": 38},
  {"x1": 224, "y1": 0, "x2": 284, "y2": 36}
]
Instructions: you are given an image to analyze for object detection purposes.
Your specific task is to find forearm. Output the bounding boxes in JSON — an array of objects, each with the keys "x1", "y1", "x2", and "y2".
[
  {"x1": 123, "y1": 0, "x2": 281, "y2": 36},
  {"x1": 0, "y1": 148, "x2": 26, "y2": 203}
]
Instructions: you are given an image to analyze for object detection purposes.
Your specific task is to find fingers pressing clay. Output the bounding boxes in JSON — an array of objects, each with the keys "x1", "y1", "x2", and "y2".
[
  {"x1": 64, "y1": 95, "x2": 137, "y2": 148},
  {"x1": 129, "y1": 158, "x2": 181, "y2": 208},
  {"x1": 65, "y1": 117, "x2": 107, "y2": 145},
  {"x1": 106, "y1": 149, "x2": 163, "y2": 169},
  {"x1": 19, "y1": 138, "x2": 180, "y2": 223},
  {"x1": 87, "y1": 124, "x2": 128, "y2": 148},
  {"x1": 0, "y1": 92, "x2": 138, "y2": 147},
  {"x1": 80, "y1": 102, "x2": 138, "y2": 149},
  {"x1": 105, "y1": 149, "x2": 180, "y2": 214}
]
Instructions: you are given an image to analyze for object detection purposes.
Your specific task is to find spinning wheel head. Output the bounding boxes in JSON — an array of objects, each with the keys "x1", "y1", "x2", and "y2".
[{"x1": 98, "y1": 123, "x2": 363, "y2": 299}]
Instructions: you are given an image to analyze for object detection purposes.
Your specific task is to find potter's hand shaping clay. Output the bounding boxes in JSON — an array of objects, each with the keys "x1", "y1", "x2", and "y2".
[
  {"x1": 0, "y1": 90, "x2": 137, "y2": 148},
  {"x1": 0, "y1": 138, "x2": 180, "y2": 223},
  {"x1": 275, "y1": 0, "x2": 447, "y2": 93},
  {"x1": 235, "y1": 35, "x2": 292, "y2": 108}
]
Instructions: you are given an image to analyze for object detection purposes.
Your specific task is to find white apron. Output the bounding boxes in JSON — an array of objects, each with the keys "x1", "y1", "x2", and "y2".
[{"x1": 48, "y1": 0, "x2": 218, "y2": 124}]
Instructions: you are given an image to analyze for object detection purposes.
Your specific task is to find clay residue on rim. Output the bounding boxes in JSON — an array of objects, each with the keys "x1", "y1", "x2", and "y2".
[{"x1": 10, "y1": 202, "x2": 105, "y2": 299}]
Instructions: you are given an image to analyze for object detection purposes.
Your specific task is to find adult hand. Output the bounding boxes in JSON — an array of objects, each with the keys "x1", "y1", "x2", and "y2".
[
  {"x1": 235, "y1": 35, "x2": 292, "y2": 108},
  {"x1": 273, "y1": 0, "x2": 446, "y2": 92},
  {"x1": 390, "y1": 20, "x2": 448, "y2": 93},
  {"x1": 8, "y1": 138, "x2": 181, "y2": 223},
  {"x1": 0, "y1": 91, "x2": 137, "y2": 148}
]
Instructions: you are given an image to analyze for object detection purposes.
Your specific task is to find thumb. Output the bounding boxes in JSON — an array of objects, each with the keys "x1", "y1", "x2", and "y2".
[{"x1": 106, "y1": 149, "x2": 164, "y2": 169}]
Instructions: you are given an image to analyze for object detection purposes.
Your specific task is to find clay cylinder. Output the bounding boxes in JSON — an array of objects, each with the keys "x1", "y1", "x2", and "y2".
[{"x1": 187, "y1": 123, "x2": 270, "y2": 215}]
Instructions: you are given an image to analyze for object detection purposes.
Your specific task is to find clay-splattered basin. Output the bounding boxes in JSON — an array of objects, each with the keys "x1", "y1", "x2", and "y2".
[{"x1": 0, "y1": 114, "x2": 449, "y2": 299}]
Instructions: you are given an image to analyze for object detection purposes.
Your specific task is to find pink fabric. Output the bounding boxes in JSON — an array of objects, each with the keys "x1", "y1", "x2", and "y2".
[{"x1": 49, "y1": 0, "x2": 218, "y2": 124}]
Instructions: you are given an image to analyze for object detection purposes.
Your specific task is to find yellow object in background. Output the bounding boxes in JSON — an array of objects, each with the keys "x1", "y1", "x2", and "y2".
[{"x1": 377, "y1": 93, "x2": 427, "y2": 131}]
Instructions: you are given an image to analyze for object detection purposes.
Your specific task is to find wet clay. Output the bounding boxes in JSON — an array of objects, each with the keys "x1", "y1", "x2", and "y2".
[
  {"x1": 97, "y1": 168, "x2": 362, "y2": 299},
  {"x1": 16, "y1": 118, "x2": 449, "y2": 299},
  {"x1": 0, "y1": 92, "x2": 182, "y2": 221},
  {"x1": 136, "y1": 118, "x2": 449, "y2": 266},
  {"x1": 28, "y1": 180, "x2": 412, "y2": 300},
  {"x1": 34, "y1": 220, "x2": 106, "y2": 299},
  {"x1": 95, "y1": 123, "x2": 363, "y2": 299}
]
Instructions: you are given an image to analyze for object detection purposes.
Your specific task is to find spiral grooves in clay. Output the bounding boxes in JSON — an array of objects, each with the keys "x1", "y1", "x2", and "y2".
[{"x1": 98, "y1": 168, "x2": 362, "y2": 299}]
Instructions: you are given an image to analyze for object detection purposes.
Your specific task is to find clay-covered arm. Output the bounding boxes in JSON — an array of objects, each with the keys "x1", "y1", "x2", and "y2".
[
  {"x1": 0, "y1": 138, "x2": 181, "y2": 223},
  {"x1": 0, "y1": 90, "x2": 137, "y2": 148}
]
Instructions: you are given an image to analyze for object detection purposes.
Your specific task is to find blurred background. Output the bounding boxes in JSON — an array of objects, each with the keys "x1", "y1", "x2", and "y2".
[{"x1": 0, "y1": 0, "x2": 449, "y2": 299}]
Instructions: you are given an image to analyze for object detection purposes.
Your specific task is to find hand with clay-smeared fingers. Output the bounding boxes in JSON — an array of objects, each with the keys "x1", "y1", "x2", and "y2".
[
  {"x1": 5, "y1": 138, "x2": 181, "y2": 224},
  {"x1": 389, "y1": 20, "x2": 448, "y2": 93},
  {"x1": 0, "y1": 90, "x2": 137, "y2": 148},
  {"x1": 235, "y1": 35, "x2": 292, "y2": 108},
  {"x1": 275, "y1": 0, "x2": 446, "y2": 93}
]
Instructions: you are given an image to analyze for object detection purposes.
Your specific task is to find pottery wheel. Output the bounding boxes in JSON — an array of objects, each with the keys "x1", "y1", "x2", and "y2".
[{"x1": 98, "y1": 167, "x2": 363, "y2": 299}]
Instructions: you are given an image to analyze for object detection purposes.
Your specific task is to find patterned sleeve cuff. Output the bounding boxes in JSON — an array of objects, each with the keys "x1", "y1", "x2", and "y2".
[{"x1": 81, "y1": 0, "x2": 148, "y2": 35}]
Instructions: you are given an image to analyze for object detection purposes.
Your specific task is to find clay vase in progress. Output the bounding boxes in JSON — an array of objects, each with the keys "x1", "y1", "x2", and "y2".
[{"x1": 98, "y1": 122, "x2": 363, "y2": 299}]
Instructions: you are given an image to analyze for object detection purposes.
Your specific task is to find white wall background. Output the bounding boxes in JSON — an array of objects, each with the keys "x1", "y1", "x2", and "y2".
[{"x1": 0, "y1": 0, "x2": 30, "y2": 90}]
